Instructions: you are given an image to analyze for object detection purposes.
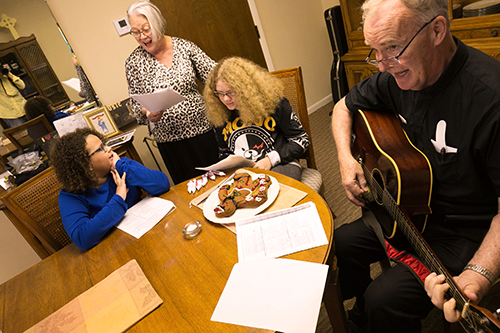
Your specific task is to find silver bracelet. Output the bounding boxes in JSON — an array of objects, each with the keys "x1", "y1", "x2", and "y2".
[{"x1": 463, "y1": 264, "x2": 497, "y2": 284}]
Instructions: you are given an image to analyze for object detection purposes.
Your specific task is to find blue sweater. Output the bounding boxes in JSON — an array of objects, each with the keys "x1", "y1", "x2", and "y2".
[
  {"x1": 49, "y1": 111, "x2": 70, "y2": 128},
  {"x1": 58, "y1": 157, "x2": 170, "y2": 250}
]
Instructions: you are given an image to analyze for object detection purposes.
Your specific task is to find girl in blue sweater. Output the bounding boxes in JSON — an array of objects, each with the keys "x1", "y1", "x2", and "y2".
[{"x1": 51, "y1": 128, "x2": 170, "y2": 250}]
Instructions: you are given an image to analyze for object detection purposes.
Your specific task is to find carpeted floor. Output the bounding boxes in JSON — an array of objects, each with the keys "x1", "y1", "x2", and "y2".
[{"x1": 309, "y1": 101, "x2": 444, "y2": 333}]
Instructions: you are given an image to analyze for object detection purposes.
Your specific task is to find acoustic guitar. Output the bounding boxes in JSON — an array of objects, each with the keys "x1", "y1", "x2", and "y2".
[{"x1": 351, "y1": 108, "x2": 500, "y2": 333}]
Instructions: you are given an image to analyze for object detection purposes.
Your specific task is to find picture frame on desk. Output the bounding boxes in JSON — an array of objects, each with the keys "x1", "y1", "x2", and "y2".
[
  {"x1": 83, "y1": 107, "x2": 119, "y2": 139},
  {"x1": 108, "y1": 98, "x2": 137, "y2": 129}
]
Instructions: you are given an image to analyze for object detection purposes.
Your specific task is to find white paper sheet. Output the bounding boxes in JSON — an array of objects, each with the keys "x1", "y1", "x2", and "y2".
[
  {"x1": 130, "y1": 88, "x2": 186, "y2": 112},
  {"x1": 196, "y1": 155, "x2": 255, "y2": 171},
  {"x1": 116, "y1": 196, "x2": 176, "y2": 238},
  {"x1": 62, "y1": 78, "x2": 81, "y2": 92},
  {"x1": 211, "y1": 259, "x2": 329, "y2": 333},
  {"x1": 236, "y1": 202, "x2": 328, "y2": 262},
  {"x1": 53, "y1": 112, "x2": 89, "y2": 136}
]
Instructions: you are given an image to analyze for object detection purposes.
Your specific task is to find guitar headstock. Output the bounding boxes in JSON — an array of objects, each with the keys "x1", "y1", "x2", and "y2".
[{"x1": 459, "y1": 302, "x2": 500, "y2": 333}]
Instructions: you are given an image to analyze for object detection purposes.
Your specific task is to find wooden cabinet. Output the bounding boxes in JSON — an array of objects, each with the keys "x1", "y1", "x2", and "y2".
[
  {"x1": 0, "y1": 34, "x2": 69, "y2": 108},
  {"x1": 339, "y1": 0, "x2": 500, "y2": 89}
]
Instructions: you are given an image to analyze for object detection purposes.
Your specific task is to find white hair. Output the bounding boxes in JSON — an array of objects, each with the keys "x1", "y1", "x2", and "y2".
[
  {"x1": 127, "y1": 1, "x2": 166, "y2": 41},
  {"x1": 362, "y1": 0, "x2": 449, "y2": 27}
]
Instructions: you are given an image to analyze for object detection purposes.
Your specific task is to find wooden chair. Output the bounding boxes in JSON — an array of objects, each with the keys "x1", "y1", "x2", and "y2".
[
  {"x1": 270, "y1": 67, "x2": 324, "y2": 193},
  {"x1": 3, "y1": 114, "x2": 53, "y2": 150},
  {"x1": 2, "y1": 166, "x2": 70, "y2": 259}
]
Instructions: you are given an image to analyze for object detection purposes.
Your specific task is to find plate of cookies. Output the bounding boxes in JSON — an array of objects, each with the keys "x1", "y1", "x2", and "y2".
[{"x1": 203, "y1": 172, "x2": 280, "y2": 223}]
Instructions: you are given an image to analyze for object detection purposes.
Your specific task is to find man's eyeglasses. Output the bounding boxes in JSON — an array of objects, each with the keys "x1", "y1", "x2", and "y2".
[
  {"x1": 89, "y1": 142, "x2": 108, "y2": 157},
  {"x1": 129, "y1": 27, "x2": 151, "y2": 37},
  {"x1": 214, "y1": 90, "x2": 236, "y2": 98},
  {"x1": 365, "y1": 16, "x2": 438, "y2": 68}
]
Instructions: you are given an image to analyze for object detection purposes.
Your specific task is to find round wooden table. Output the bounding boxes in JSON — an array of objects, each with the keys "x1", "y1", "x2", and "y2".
[{"x1": 0, "y1": 168, "x2": 335, "y2": 333}]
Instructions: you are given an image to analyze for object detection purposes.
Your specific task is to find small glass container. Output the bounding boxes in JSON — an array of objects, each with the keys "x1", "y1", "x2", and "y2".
[{"x1": 182, "y1": 220, "x2": 202, "y2": 239}]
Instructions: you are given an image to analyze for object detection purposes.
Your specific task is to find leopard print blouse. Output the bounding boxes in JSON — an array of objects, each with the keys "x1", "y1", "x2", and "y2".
[{"x1": 125, "y1": 37, "x2": 216, "y2": 142}]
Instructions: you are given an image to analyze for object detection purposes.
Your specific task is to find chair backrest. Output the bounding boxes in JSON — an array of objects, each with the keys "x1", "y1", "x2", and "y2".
[
  {"x1": 3, "y1": 114, "x2": 53, "y2": 150},
  {"x1": 270, "y1": 67, "x2": 317, "y2": 169},
  {"x1": 2, "y1": 166, "x2": 70, "y2": 258}
]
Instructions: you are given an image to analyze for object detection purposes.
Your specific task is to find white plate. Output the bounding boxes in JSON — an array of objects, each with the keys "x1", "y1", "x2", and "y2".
[{"x1": 203, "y1": 174, "x2": 280, "y2": 224}]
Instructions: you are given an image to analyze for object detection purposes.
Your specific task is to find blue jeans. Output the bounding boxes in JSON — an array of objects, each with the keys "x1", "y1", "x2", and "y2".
[{"x1": 4, "y1": 116, "x2": 27, "y2": 128}]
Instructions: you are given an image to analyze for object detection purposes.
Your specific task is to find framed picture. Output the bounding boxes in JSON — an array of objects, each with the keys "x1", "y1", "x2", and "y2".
[
  {"x1": 108, "y1": 98, "x2": 137, "y2": 129},
  {"x1": 83, "y1": 107, "x2": 119, "y2": 139}
]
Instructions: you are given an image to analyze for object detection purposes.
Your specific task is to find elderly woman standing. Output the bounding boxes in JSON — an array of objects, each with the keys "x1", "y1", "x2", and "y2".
[
  {"x1": 125, "y1": 1, "x2": 219, "y2": 184},
  {"x1": 51, "y1": 128, "x2": 170, "y2": 251},
  {"x1": 203, "y1": 57, "x2": 310, "y2": 181}
]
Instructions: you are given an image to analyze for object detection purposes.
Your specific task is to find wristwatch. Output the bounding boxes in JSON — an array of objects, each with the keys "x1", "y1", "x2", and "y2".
[{"x1": 463, "y1": 264, "x2": 497, "y2": 284}]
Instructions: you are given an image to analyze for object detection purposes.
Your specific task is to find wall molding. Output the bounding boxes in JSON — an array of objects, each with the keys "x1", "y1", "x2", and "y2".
[{"x1": 308, "y1": 94, "x2": 333, "y2": 114}]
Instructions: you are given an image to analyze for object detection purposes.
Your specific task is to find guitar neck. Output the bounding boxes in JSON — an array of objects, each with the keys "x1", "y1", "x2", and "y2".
[
  {"x1": 362, "y1": 162, "x2": 469, "y2": 309},
  {"x1": 381, "y1": 186, "x2": 469, "y2": 305},
  {"x1": 355, "y1": 109, "x2": 500, "y2": 332}
]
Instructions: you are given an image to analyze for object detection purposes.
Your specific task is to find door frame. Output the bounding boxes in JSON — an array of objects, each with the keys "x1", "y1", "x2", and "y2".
[{"x1": 247, "y1": 0, "x2": 275, "y2": 71}]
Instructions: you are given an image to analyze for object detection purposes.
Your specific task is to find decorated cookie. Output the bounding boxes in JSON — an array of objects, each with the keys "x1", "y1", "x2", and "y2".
[{"x1": 214, "y1": 173, "x2": 272, "y2": 218}]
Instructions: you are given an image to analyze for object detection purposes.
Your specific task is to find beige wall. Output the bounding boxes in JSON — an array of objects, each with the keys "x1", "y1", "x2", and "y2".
[
  {"x1": 254, "y1": 0, "x2": 340, "y2": 111},
  {"x1": 44, "y1": 0, "x2": 171, "y2": 175},
  {"x1": 46, "y1": 0, "x2": 342, "y2": 112},
  {"x1": 1, "y1": 0, "x2": 82, "y2": 102},
  {"x1": 2, "y1": 0, "x2": 342, "y2": 173},
  {"x1": 46, "y1": 0, "x2": 137, "y2": 106}
]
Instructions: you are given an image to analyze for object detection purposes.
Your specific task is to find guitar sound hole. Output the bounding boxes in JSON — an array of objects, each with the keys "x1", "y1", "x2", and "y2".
[{"x1": 371, "y1": 168, "x2": 385, "y2": 206}]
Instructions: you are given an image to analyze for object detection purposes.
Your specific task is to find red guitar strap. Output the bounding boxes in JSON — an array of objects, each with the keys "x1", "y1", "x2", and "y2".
[{"x1": 362, "y1": 209, "x2": 431, "y2": 285}]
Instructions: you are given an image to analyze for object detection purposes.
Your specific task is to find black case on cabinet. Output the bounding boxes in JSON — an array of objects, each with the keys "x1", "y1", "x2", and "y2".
[{"x1": 324, "y1": 6, "x2": 349, "y2": 104}]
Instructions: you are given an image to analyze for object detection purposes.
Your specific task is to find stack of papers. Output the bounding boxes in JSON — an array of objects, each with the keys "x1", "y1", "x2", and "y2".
[{"x1": 212, "y1": 202, "x2": 330, "y2": 332}]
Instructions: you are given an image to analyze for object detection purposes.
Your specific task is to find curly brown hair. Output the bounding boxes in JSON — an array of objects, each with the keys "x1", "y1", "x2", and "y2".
[
  {"x1": 203, "y1": 57, "x2": 284, "y2": 127},
  {"x1": 24, "y1": 96, "x2": 56, "y2": 120},
  {"x1": 50, "y1": 128, "x2": 104, "y2": 194}
]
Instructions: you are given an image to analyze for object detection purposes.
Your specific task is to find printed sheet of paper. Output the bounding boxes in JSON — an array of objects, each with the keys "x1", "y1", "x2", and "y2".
[
  {"x1": 211, "y1": 259, "x2": 328, "y2": 333},
  {"x1": 236, "y1": 202, "x2": 328, "y2": 262},
  {"x1": 196, "y1": 155, "x2": 255, "y2": 171},
  {"x1": 24, "y1": 259, "x2": 162, "y2": 333},
  {"x1": 53, "y1": 112, "x2": 89, "y2": 136},
  {"x1": 130, "y1": 88, "x2": 186, "y2": 112},
  {"x1": 116, "y1": 196, "x2": 176, "y2": 238}
]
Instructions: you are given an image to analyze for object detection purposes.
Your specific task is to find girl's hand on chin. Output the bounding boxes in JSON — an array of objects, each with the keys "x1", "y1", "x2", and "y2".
[{"x1": 111, "y1": 169, "x2": 128, "y2": 200}]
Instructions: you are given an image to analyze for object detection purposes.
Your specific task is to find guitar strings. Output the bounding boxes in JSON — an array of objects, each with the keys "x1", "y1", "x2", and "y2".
[
  {"x1": 360, "y1": 164, "x2": 472, "y2": 309},
  {"x1": 360, "y1": 164, "x2": 494, "y2": 331}
]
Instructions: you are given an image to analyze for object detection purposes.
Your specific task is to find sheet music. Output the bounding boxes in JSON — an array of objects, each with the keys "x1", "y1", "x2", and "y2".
[
  {"x1": 116, "y1": 196, "x2": 176, "y2": 238},
  {"x1": 236, "y1": 202, "x2": 328, "y2": 262},
  {"x1": 130, "y1": 88, "x2": 186, "y2": 112},
  {"x1": 196, "y1": 155, "x2": 255, "y2": 171}
]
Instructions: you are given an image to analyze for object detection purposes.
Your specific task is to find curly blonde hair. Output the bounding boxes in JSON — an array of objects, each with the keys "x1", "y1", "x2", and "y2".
[{"x1": 203, "y1": 57, "x2": 284, "y2": 127}]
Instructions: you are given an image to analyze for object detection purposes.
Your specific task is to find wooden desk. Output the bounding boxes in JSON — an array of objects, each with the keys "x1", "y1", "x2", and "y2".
[
  {"x1": 0, "y1": 139, "x2": 17, "y2": 164},
  {"x1": 0, "y1": 168, "x2": 335, "y2": 332}
]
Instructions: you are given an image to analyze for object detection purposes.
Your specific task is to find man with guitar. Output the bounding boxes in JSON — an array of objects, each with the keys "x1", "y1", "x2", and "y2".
[{"x1": 331, "y1": 0, "x2": 500, "y2": 331}]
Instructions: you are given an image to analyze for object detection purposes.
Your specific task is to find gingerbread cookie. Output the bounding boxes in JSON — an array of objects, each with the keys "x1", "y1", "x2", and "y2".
[{"x1": 214, "y1": 173, "x2": 272, "y2": 218}]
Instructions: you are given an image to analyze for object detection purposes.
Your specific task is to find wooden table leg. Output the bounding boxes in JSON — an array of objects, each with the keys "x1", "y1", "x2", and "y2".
[{"x1": 323, "y1": 255, "x2": 348, "y2": 333}]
